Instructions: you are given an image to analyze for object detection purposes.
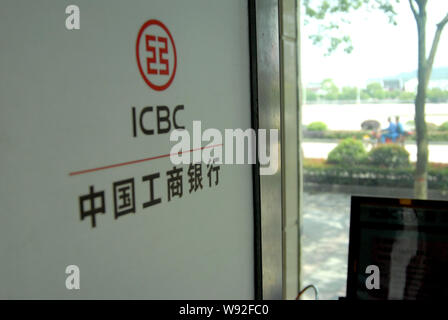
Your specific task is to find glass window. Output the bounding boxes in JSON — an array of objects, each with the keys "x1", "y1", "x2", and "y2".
[{"x1": 299, "y1": 1, "x2": 448, "y2": 300}]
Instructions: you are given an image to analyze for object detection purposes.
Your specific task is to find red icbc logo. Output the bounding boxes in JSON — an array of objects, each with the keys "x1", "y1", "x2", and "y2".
[{"x1": 136, "y1": 20, "x2": 177, "y2": 91}]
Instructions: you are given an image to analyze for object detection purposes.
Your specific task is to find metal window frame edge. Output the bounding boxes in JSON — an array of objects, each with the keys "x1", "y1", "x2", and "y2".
[{"x1": 248, "y1": 0, "x2": 284, "y2": 300}]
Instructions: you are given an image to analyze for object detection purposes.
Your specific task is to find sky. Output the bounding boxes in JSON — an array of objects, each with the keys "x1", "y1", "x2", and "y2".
[{"x1": 301, "y1": 0, "x2": 448, "y2": 87}]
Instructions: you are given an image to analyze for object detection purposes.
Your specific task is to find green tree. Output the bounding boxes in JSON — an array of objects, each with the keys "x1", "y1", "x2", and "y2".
[
  {"x1": 409, "y1": 1, "x2": 448, "y2": 198},
  {"x1": 399, "y1": 91, "x2": 416, "y2": 101},
  {"x1": 305, "y1": 88, "x2": 318, "y2": 101},
  {"x1": 365, "y1": 82, "x2": 386, "y2": 100},
  {"x1": 339, "y1": 86, "x2": 358, "y2": 100},
  {"x1": 385, "y1": 90, "x2": 401, "y2": 99},
  {"x1": 321, "y1": 78, "x2": 339, "y2": 100},
  {"x1": 301, "y1": 0, "x2": 448, "y2": 199},
  {"x1": 427, "y1": 88, "x2": 448, "y2": 102},
  {"x1": 360, "y1": 90, "x2": 370, "y2": 101}
]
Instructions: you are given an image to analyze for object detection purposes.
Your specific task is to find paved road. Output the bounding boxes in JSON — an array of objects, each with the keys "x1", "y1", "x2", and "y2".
[
  {"x1": 303, "y1": 103, "x2": 448, "y2": 131},
  {"x1": 301, "y1": 192, "x2": 351, "y2": 300}
]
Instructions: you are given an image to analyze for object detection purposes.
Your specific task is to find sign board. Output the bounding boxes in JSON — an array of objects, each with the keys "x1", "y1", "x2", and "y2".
[{"x1": 0, "y1": 0, "x2": 255, "y2": 299}]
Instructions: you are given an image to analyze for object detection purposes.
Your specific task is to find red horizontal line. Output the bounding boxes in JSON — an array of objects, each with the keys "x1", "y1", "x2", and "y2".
[{"x1": 69, "y1": 144, "x2": 223, "y2": 176}]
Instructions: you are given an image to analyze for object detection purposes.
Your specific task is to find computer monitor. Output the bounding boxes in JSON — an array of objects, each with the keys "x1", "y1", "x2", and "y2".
[{"x1": 346, "y1": 196, "x2": 448, "y2": 300}]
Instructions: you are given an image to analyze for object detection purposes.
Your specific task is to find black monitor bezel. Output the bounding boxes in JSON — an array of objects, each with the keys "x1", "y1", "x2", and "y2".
[{"x1": 346, "y1": 195, "x2": 448, "y2": 300}]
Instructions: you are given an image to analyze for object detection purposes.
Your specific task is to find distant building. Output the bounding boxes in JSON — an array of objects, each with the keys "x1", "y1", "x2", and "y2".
[
  {"x1": 306, "y1": 82, "x2": 325, "y2": 96},
  {"x1": 368, "y1": 66, "x2": 448, "y2": 93},
  {"x1": 382, "y1": 79, "x2": 403, "y2": 91},
  {"x1": 366, "y1": 78, "x2": 404, "y2": 91}
]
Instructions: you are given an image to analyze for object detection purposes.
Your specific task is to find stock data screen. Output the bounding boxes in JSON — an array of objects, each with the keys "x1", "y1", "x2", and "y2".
[{"x1": 350, "y1": 199, "x2": 448, "y2": 300}]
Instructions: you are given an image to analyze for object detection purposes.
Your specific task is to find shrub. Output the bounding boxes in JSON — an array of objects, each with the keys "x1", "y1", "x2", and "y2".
[
  {"x1": 367, "y1": 144, "x2": 410, "y2": 169},
  {"x1": 307, "y1": 121, "x2": 328, "y2": 131},
  {"x1": 438, "y1": 121, "x2": 448, "y2": 131},
  {"x1": 327, "y1": 138, "x2": 367, "y2": 166}
]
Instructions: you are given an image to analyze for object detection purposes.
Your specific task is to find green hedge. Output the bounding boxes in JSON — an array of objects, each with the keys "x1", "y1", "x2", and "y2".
[
  {"x1": 304, "y1": 164, "x2": 448, "y2": 192},
  {"x1": 304, "y1": 130, "x2": 369, "y2": 140},
  {"x1": 408, "y1": 131, "x2": 448, "y2": 141}
]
